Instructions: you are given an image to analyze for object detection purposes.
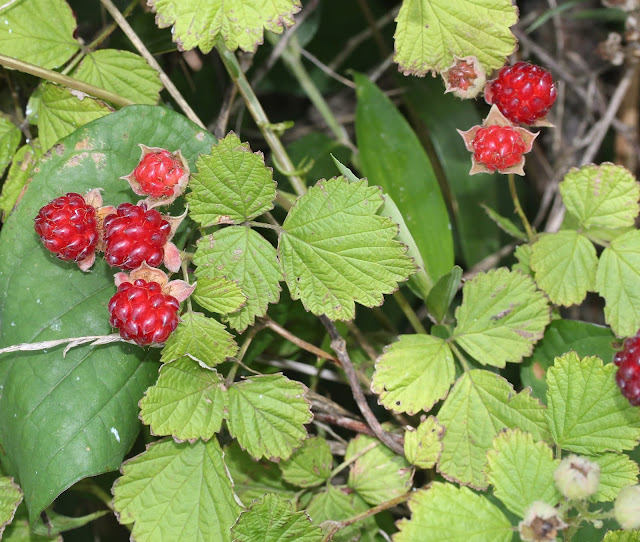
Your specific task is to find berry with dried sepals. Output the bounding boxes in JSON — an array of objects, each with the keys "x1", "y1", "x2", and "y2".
[
  {"x1": 614, "y1": 484, "x2": 640, "y2": 530},
  {"x1": 442, "y1": 56, "x2": 486, "y2": 99},
  {"x1": 485, "y1": 61, "x2": 557, "y2": 126},
  {"x1": 613, "y1": 333, "x2": 640, "y2": 406},
  {"x1": 553, "y1": 454, "x2": 600, "y2": 500},
  {"x1": 518, "y1": 501, "x2": 567, "y2": 542}
]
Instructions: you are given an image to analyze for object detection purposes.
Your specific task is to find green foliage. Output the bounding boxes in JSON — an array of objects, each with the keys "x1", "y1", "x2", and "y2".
[
  {"x1": 279, "y1": 436, "x2": 332, "y2": 488},
  {"x1": 0, "y1": 477, "x2": 22, "y2": 537},
  {"x1": 404, "y1": 416, "x2": 444, "y2": 469},
  {"x1": 602, "y1": 530, "x2": 640, "y2": 541},
  {"x1": 192, "y1": 274, "x2": 246, "y2": 316},
  {"x1": 0, "y1": 141, "x2": 42, "y2": 220},
  {"x1": 0, "y1": 115, "x2": 21, "y2": 178},
  {"x1": 592, "y1": 454, "x2": 639, "y2": 503},
  {"x1": 306, "y1": 487, "x2": 372, "y2": 542},
  {"x1": 426, "y1": 266, "x2": 463, "y2": 324}
]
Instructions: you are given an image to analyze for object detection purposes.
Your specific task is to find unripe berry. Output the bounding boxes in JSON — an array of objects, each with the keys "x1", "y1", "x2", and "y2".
[
  {"x1": 553, "y1": 455, "x2": 600, "y2": 500},
  {"x1": 614, "y1": 485, "x2": 640, "y2": 530}
]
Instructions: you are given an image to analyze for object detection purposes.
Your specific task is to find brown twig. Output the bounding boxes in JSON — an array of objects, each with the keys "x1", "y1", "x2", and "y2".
[{"x1": 313, "y1": 412, "x2": 374, "y2": 437}]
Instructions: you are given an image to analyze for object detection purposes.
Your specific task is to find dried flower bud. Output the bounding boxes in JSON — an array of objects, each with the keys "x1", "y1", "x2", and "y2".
[
  {"x1": 441, "y1": 55, "x2": 486, "y2": 99},
  {"x1": 519, "y1": 501, "x2": 567, "y2": 542},
  {"x1": 553, "y1": 454, "x2": 600, "y2": 500},
  {"x1": 615, "y1": 485, "x2": 640, "y2": 530}
]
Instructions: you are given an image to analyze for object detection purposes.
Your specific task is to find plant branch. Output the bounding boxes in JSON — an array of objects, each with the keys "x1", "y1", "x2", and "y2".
[
  {"x1": 259, "y1": 316, "x2": 338, "y2": 363},
  {"x1": 313, "y1": 412, "x2": 374, "y2": 437},
  {"x1": 327, "y1": 440, "x2": 378, "y2": 482},
  {"x1": 507, "y1": 173, "x2": 536, "y2": 242},
  {"x1": 0, "y1": 333, "x2": 129, "y2": 358},
  {"x1": 319, "y1": 315, "x2": 404, "y2": 455}
]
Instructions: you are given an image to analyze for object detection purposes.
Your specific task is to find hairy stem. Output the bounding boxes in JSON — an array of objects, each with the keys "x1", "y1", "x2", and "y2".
[{"x1": 507, "y1": 173, "x2": 536, "y2": 242}]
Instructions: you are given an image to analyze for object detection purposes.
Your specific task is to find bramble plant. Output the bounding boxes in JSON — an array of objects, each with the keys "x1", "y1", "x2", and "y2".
[{"x1": 1, "y1": 1, "x2": 640, "y2": 541}]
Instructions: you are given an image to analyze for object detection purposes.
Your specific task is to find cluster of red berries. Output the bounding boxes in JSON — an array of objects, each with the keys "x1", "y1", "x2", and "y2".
[
  {"x1": 614, "y1": 334, "x2": 640, "y2": 406},
  {"x1": 34, "y1": 146, "x2": 193, "y2": 346}
]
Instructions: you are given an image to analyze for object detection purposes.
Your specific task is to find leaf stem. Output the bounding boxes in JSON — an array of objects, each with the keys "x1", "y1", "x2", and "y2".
[
  {"x1": 226, "y1": 325, "x2": 261, "y2": 386},
  {"x1": 247, "y1": 220, "x2": 283, "y2": 233},
  {"x1": 0, "y1": 53, "x2": 134, "y2": 107},
  {"x1": 507, "y1": 173, "x2": 536, "y2": 242},
  {"x1": 327, "y1": 441, "x2": 378, "y2": 482},
  {"x1": 393, "y1": 289, "x2": 427, "y2": 334},
  {"x1": 449, "y1": 342, "x2": 471, "y2": 373},
  {"x1": 259, "y1": 316, "x2": 338, "y2": 363}
]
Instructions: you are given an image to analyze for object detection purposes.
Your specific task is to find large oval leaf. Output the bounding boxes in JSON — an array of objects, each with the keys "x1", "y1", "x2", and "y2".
[{"x1": 0, "y1": 105, "x2": 215, "y2": 522}]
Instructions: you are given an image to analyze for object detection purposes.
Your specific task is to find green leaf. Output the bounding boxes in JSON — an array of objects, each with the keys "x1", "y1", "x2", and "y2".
[
  {"x1": 486, "y1": 429, "x2": 560, "y2": 517},
  {"x1": 231, "y1": 493, "x2": 322, "y2": 542},
  {"x1": 546, "y1": 352, "x2": 640, "y2": 454},
  {"x1": 306, "y1": 487, "x2": 371, "y2": 542},
  {"x1": 530, "y1": 231, "x2": 598, "y2": 306},
  {"x1": 0, "y1": 105, "x2": 215, "y2": 521},
  {"x1": 371, "y1": 334, "x2": 455, "y2": 414},
  {"x1": 596, "y1": 229, "x2": 640, "y2": 337},
  {"x1": 521, "y1": 319, "x2": 616, "y2": 401},
  {"x1": 37, "y1": 84, "x2": 113, "y2": 152},
  {"x1": 187, "y1": 133, "x2": 276, "y2": 226},
  {"x1": 3, "y1": 511, "x2": 61, "y2": 542},
  {"x1": 355, "y1": 74, "x2": 453, "y2": 287},
  {"x1": 279, "y1": 436, "x2": 332, "y2": 488},
  {"x1": 0, "y1": 0, "x2": 79, "y2": 69},
  {"x1": 482, "y1": 204, "x2": 527, "y2": 241},
  {"x1": 513, "y1": 243, "x2": 533, "y2": 276},
  {"x1": 113, "y1": 438, "x2": 241, "y2": 542},
  {"x1": 0, "y1": 477, "x2": 22, "y2": 537},
  {"x1": 394, "y1": 482, "x2": 513, "y2": 542},
  {"x1": 139, "y1": 357, "x2": 227, "y2": 441},
  {"x1": 31, "y1": 509, "x2": 108, "y2": 537},
  {"x1": 393, "y1": 0, "x2": 518, "y2": 75},
  {"x1": 426, "y1": 266, "x2": 463, "y2": 324},
  {"x1": 560, "y1": 163, "x2": 640, "y2": 232},
  {"x1": 224, "y1": 442, "x2": 297, "y2": 505},
  {"x1": 0, "y1": 141, "x2": 42, "y2": 220},
  {"x1": 437, "y1": 370, "x2": 551, "y2": 489},
  {"x1": 73, "y1": 49, "x2": 162, "y2": 105},
  {"x1": 602, "y1": 530, "x2": 640, "y2": 541},
  {"x1": 453, "y1": 268, "x2": 551, "y2": 367},
  {"x1": 346, "y1": 434, "x2": 413, "y2": 505},
  {"x1": 160, "y1": 312, "x2": 238, "y2": 367},
  {"x1": 226, "y1": 374, "x2": 311, "y2": 460},
  {"x1": 194, "y1": 227, "x2": 282, "y2": 332},
  {"x1": 592, "y1": 453, "x2": 639, "y2": 503},
  {"x1": 192, "y1": 273, "x2": 246, "y2": 316},
  {"x1": 404, "y1": 416, "x2": 445, "y2": 469},
  {"x1": 0, "y1": 115, "x2": 21, "y2": 178},
  {"x1": 149, "y1": 0, "x2": 301, "y2": 53},
  {"x1": 279, "y1": 177, "x2": 415, "y2": 320}
]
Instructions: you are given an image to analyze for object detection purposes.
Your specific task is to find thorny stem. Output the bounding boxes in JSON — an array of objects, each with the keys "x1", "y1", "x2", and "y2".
[
  {"x1": 507, "y1": 173, "x2": 536, "y2": 242},
  {"x1": 320, "y1": 315, "x2": 404, "y2": 455},
  {"x1": 327, "y1": 441, "x2": 378, "y2": 482}
]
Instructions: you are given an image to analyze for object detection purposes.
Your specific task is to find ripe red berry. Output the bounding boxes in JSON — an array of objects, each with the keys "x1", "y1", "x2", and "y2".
[
  {"x1": 485, "y1": 61, "x2": 557, "y2": 125},
  {"x1": 614, "y1": 334, "x2": 640, "y2": 406},
  {"x1": 34, "y1": 192, "x2": 98, "y2": 264},
  {"x1": 472, "y1": 125, "x2": 526, "y2": 172},
  {"x1": 108, "y1": 279, "x2": 180, "y2": 345},
  {"x1": 103, "y1": 203, "x2": 170, "y2": 270},
  {"x1": 132, "y1": 149, "x2": 186, "y2": 198}
]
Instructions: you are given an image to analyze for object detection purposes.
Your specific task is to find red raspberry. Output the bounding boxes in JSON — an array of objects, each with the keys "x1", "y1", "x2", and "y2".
[
  {"x1": 103, "y1": 203, "x2": 170, "y2": 269},
  {"x1": 108, "y1": 279, "x2": 180, "y2": 345},
  {"x1": 472, "y1": 125, "x2": 526, "y2": 172},
  {"x1": 132, "y1": 149, "x2": 186, "y2": 198},
  {"x1": 34, "y1": 193, "x2": 98, "y2": 263},
  {"x1": 614, "y1": 334, "x2": 640, "y2": 406},
  {"x1": 485, "y1": 62, "x2": 557, "y2": 125}
]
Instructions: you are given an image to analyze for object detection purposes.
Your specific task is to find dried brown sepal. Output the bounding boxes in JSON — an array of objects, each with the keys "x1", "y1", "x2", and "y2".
[{"x1": 519, "y1": 502, "x2": 567, "y2": 542}]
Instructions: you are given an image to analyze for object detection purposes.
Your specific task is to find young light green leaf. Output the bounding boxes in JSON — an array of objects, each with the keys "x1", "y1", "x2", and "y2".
[
  {"x1": 149, "y1": 0, "x2": 301, "y2": 53},
  {"x1": 224, "y1": 442, "x2": 297, "y2": 505},
  {"x1": 596, "y1": 229, "x2": 640, "y2": 337},
  {"x1": 194, "y1": 227, "x2": 282, "y2": 332},
  {"x1": 0, "y1": 477, "x2": 22, "y2": 538},
  {"x1": 546, "y1": 352, "x2": 640, "y2": 454},
  {"x1": 279, "y1": 436, "x2": 332, "y2": 488},
  {"x1": 486, "y1": 429, "x2": 560, "y2": 517},
  {"x1": 513, "y1": 243, "x2": 533, "y2": 276},
  {"x1": 139, "y1": 358, "x2": 227, "y2": 441},
  {"x1": 161, "y1": 312, "x2": 238, "y2": 367},
  {"x1": 231, "y1": 493, "x2": 322, "y2": 542},
  {"x1": 438, "y1": 370, "x2": 551, "y2": 489},
  {"x1": 346, "y1": 434, "x2": 414, "y2": 505},
  {"x1": 592, "y1": 453, "x2": 639, "y2": 503},
  {"x1": 307, "y1": 487, "x2": 372, "y2": 542},
  {"x1": 37, "y1": 84, "x2": 112, "y2": 152},
  {"x1": 0, "y1": 0, "x2": 79, "y2": 69},
  {"x1": 394, "y1": 482, "x2": 513, "y2": 542},
  {"x1": 426, "y1": 266, "x2": 462, "y2": 324},
  {"x1": 560, "y1": 163, "x2": 640, "y2": 232},
  {"x1": 530, "y1": 231, "x2": 598, "y2": 306},
  {"x1": 602, "y1": 530, "x2": 640, "y2": 541},
  {"x1": 0, "y1": 115, "x2": 21, "y2": 178},
  {"x1": 453, "y1": 268, "x2": 551, "y2": 367},
  {"x1": 73, "y1": 49, "x2": 162, "y2": 105},
  {"x1": 226, "y1": 374, "x2": 311, "y2": 461},
  {"x1": 279, "y1": 177, "x2": 415, "y2": 321},
  {"x1": 404, "y1": 416, "x2": 444, "y2": 469},
  {"x1": 371, "y1": 334, "x2": 455, "y2": 414},
  {"x1": 0, "y1": 141, "x2": 42, "y2": 220},
  {"x1": 113, "y1": 438, "x2": 241, "y2": 542},
  {"x1": 481, "y1": 204, "x2": 527, "y2": 240},
  {"x1": 187, "y1": 133, "x2": 276, "y2": 226},
  {"x1": 192, "y1": 273, "x2": 246, "y2": 316},
  {"x1": 393, "y1": 0, "x2": 518, "y2": 76}
]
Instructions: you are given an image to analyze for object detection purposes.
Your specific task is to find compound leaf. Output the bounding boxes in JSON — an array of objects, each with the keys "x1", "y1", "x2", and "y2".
[
  {"x1": 546, "y1": 352, "x2": 640, "y2": 454},
  {"x1": 394, "y1": 482, "x2": 513, "y2": 542},
  {"x1": 279, "y1": 436, "x2": 332, "y2": 488},
  {"x1": 139, "y1": 357, "x2": 227, "y2": 441},
  {"x1": 393, "y1": 0, "x2": 518, "y2": 76},
  {"x1": 226, "y1": 374, "x2": 311, "y2": 461},
  {"x1": 0, "y1": 115, "x2": 21, "y2": 178},
  {"x1": 592, "y1": 453, "x2": 639, "y2": 503},
  {"x1": 0, "y1": 477, "x2": 22, "y2": 538},
  {"x1": 453, "y1": 268, "x2": 550, "y2": 367},
  {"x1": 113, "y1": 438, "x2": 241, "y2": 542},
  {"x1": 404, "y1": 416, "x2": 445, "y2": 469},
  {"x1": 371, "y1": 334, "x2": 455, "y2": 414},
  {"x1": 0, "y1": 141, "x2": 42, "y2": 220},
  {"x1": 279, "y1": 177, "x2": 415, "y2": 321}
]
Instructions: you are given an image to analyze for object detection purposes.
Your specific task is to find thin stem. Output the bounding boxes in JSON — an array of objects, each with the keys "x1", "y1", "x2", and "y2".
[
  {"x1": 181, "y1": 260, "x2": 193, "y2": 313},
  {"x1": 216, "y1": 44, "x2": 307, "y2": 197},
  {"x1": 99, "y1": 0, "x2": 205, "y2": 128},
  {"x1": 247, "y1": 221, "x2": 283, "y2": 232},
  {"x1": 87, "y1": 0, "x2": 138, "y2": 51},
  {"x1": 393, "y1": 290, "x2": 427, "y2": 334},
  {"x1": 0, "y1": 53, "x2": 133, "y2": 107},
  {"x1": 0, "y1": 333, "x2": 127, "y2": 357},
  {"x1": 449, "y1": 342, "x2": 471, "y2": 373},
  {"x1": 327, "y1": 441, "x2": 378, "y2": 482},
  {"x1": 226, "y1": 327, "x2": 260, "y2": 386},
  {"x1": 507, "y1": 173, "x2": 536, "y2": 242},
  {"x1": 259, "y1": 316, "x2": 338, "y2": 363},
  {"x1": 72, "y1": 480, "x2": 115, "y2": 512}
]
